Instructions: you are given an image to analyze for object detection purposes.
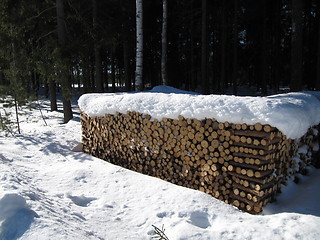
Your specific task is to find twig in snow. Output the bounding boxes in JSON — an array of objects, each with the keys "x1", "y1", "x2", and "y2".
[
  {"x1": 152, "y1": 225, "x2": 170, "y2": 240},
  {"x1": 37, "y1": 100, "x2": 48, "y2": 126}
]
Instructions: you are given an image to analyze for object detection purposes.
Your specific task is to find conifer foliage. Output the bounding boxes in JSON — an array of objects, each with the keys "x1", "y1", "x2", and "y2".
[{"x1": 0, "y1": 0, "x2": 319, "y2": 125}]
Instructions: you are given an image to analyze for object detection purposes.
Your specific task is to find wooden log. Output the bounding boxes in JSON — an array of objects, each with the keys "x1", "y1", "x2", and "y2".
[
  {"x1": 234, "y1": 192, "x2": 258, "y2": 207},
  {"x1": 232, "y1": 183, "x2": 274, "y2": 198},
  {"x1": 254, "y1": 123, "x2": 263, "y2": 131},
  {"x1": 234, "y1": 129, "x2": 277, "y2": 140},
  {"x1": 233, "y1": 141, "x2": 280, "y2": 151},
  {"x1": 229, "y1": 161, "x2": 275, "y2": 171},
  {"x1": 228, "y1": 171, "x2": 275, "y2": 185},
  {"x1": 233, "y1": 152, "x2": 277, "y2": 161}
]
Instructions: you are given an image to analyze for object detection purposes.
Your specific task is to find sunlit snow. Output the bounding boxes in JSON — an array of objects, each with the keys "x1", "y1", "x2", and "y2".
[{"x1": 0, "y1": 88, "x2": 320, "y2": 239}]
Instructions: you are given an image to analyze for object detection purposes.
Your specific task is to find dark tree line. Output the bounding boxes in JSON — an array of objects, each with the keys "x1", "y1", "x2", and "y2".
[{"x1": 0, "y1": 0, "x2": 320, "y2": 122}]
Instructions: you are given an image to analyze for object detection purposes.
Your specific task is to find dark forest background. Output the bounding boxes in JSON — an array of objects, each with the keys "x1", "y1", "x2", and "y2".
[{"x1": 0, "y1": 0, "x2": 319, "y2": 122}]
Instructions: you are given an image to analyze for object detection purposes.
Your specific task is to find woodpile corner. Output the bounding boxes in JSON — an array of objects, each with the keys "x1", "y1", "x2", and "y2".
[{"x1": 80, "y1": 111, "x2": 320, "y2": 214}]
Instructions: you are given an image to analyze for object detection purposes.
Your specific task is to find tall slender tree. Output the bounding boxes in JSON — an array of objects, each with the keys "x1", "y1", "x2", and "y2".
[
  {"x1": 121, "y1": 0, "x2": 132, "y2": 91},
  {"x1": 92, "y1": 0, "x2": 103, "y2": 92},
  {"x1": 260, "y1": 0, "x2": 268, "y2": 95},
  {"x1": 189, "y1": 0, "x2": 196, "y2": 91},
  {"x1": 56, "y1": 0, "x2": 73, "y2": 123},
  {"x1": 316, "y1": 1, "x2": 320, "y2": 90},
  {"x1": 135, "y1": 0, "x2": 143, "y2": 91},
  {"x1": 111, "y1": 43, "x2": 116, "y2": 92},
  {"x1": 161, "y1": 0, "x2": 168, "y2": 86},
  {"x1": 272, "y1": 0, "x2": 281, "y2": 93},
  {"x1": 201, "y1": 0, "x2": 208, "y2": 94},
  {"x1": 219, "y1": 1, "x2": 227, "y2": 94},
  {"x1": 291, "y1": 0, "x2": 303, "y2": 91},
  {"x1": 232, "y1": 0, "x2": 238, "y2": 95}
]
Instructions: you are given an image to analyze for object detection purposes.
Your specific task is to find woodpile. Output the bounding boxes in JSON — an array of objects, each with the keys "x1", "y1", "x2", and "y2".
[{"x1": 80, "y1": 111, "x2": 319, "y2": 214}]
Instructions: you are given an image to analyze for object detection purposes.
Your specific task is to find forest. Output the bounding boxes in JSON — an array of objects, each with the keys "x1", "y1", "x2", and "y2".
[{"x1": 0, "y1": 0, "x2": 320, "y2": 123}]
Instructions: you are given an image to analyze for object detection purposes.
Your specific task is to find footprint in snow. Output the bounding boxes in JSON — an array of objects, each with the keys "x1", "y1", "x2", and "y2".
[
  {"x1": 67, "y1": 194, "x2": 97, "y2": 207},
  {"x1": 188, "y1": 211, "x2": 211, "y2": 229},
  {"x1": 156, "y1": 211, "x2": 174, "y2": 218},
  {"x1": 178, "y1": 210, "x2": 213, "y2": 229}
]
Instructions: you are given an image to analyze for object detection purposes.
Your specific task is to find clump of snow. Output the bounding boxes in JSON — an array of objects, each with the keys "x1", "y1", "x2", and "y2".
[
  {"x1": 0, "y1": 194, "x2": 38, "y2": 240},
  {"x1": 78, "y1": 87, "x2": 320, "y2": 139}
]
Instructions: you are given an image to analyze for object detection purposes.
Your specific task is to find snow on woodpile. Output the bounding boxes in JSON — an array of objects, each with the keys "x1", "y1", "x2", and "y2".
[{"x1": 78, "y1": 87, "x2": 320, "y2": 139}]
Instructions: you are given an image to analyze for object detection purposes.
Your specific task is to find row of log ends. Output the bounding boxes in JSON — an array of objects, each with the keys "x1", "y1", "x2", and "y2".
[{"x1": 80, "y1": 111, "x2": 320, "y2": 214}]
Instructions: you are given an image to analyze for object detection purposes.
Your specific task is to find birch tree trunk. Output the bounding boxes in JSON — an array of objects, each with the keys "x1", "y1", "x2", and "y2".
[
  {"x1": 161, "y1": 0, "x2": 168, "y2": 86},
  {"x1": 56, "y1": 0, "x2": 73, "y2": 123},
  {"x1": 135, "y1": 0, "x2": 143, "y2": 91}
]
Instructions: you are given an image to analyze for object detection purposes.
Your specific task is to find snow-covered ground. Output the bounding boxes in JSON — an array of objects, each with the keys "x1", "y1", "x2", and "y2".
[{"x1": 0, "y1": 94, "x2": 320, "y2": 240}]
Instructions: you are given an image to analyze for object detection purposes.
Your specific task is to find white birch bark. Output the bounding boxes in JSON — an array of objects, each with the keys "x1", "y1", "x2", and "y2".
[
  {"x1": 161, "y1": 0, "x2": 168, "y2": 86},
  {"x1": 135, "y1": 0, "x2": 143, "y2": 91}
]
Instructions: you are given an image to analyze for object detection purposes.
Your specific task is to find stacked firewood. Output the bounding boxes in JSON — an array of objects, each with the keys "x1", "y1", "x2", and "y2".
[{"x1": 80, "y1": 111, "x2": 319, "y2": 214}]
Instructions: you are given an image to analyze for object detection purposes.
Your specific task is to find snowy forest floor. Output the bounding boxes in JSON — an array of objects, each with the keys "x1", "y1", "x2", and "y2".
[{"x1": 0, "y1": 95, "x2": 320, "y2": 240}]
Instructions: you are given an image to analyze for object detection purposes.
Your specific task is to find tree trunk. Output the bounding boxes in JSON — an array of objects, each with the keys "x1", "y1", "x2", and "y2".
[
  {"x1": 273, "y1": 0, "x2": 281, "y2": 93},
  {"x1": 161, "y1": 0, "x2": 168, "y2": 86},
  {"x1": 291, "y1": 0, "x2": 303, "y2": 91},
  {"x1": 10, "y1": 32, "x2": 21, "y2": 134},
  {"x1": 260, "y1": 0, "x2": 268, "y2": 95},
  {"x1": 93, "y1": 43, "x2": 103, "y2": 92},
  {"x1": 121, "y1": 1, "x2": 131, "y2": 92},
  {"x1": 0, "y1": 72, "x2": 4, "y2": 85},
  {"x1": 82, "y1": 59, "x2": 91, "y2": 93},
  {"x1": 56, "y1": 0, "x2": 73, "y2": 123},
  {"x1": 92, "y1": 0, "x2": 103, "y2": 92},
  {"x1": 232, "y1": 0, "x2": 238, "y2": 96},
  {"x1": 123, "y1": 35, "x2": 131, "y2": 92},
  {"x1": 316, "y1": 1, "x2": 320, "y2": 90},
  {"x1": 201, "y1": 0, "x2": 208, "y2": 94},
  {"x1": 111, "y1": 44, "x2": 116, "y2": 93},
  {"x1": 189, "y1": 0, "x2": 195, "y2": 91},
  {"x1": 48, "y1": 78, "x2": 57, "y2": 111},
  {"x1": 220, "y1": 1, "x2": 227, "y2": 94},
  {"x1": 135, "y1": 0, "x2": 143, "y2": 91}
]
